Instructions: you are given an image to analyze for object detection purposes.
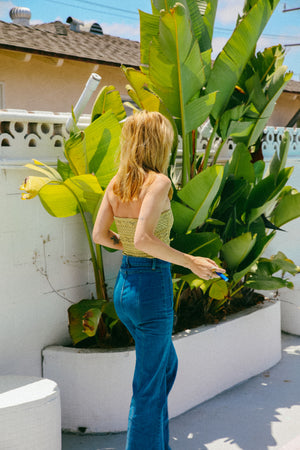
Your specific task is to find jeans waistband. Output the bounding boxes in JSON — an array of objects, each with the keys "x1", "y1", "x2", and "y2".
[{"x1": 121, "y1": 254, "x2": 170, "y2": 270}]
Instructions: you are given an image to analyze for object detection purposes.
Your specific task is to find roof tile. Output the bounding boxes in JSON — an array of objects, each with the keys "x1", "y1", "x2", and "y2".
[
  {"x1": 0, "y1": 20, "x2": 140, "y2": 67},
  {"x1": 1, "y1": 19, "x2": 299, "y2": 94},
  {"x1": 285, "y1": 80, "x2": 300, "y2": 94}
]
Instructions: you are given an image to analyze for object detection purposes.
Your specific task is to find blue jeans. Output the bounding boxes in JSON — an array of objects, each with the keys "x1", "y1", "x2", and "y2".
[{"x1": 114, "y1": 255, "x2": 178, "y2": 450}]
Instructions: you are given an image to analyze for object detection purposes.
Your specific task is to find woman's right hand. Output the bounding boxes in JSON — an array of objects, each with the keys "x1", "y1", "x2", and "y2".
[{"x1": 186, "y1": 254, "x2": 226, "y2": 281}]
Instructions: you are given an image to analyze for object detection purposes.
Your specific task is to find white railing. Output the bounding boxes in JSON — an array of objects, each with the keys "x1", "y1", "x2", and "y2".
[
  {"x1": 261, "y1": 126, "x2": 300, "y2": 159},
  {"x1": 0, "y1": 110, "x2": 90, "y2": 167},
  {"x1": 193, "y1": 123, "x2": 300, "y2": 160},
  {"x1": 1, "y1": 109, "x2": 300, "y2": 168}
]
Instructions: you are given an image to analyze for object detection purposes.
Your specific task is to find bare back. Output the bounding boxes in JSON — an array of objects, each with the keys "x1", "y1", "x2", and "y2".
[{"x1": 107, "y1": 173, "x2": 171, "y2": 219}]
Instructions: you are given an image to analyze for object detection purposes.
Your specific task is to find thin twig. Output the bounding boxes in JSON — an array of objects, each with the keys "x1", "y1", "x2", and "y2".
[{"x1": 33, "y1": 239, "x2": 74, "y2": 304}]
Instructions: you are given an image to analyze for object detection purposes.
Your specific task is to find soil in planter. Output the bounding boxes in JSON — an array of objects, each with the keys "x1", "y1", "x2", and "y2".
[
  {"x1": 73, "y1": 287, "x2": 266, "y2": 349},
  {"x1": 174, "y1": 286, "x2": 266, "y2": 333},
  {"x1": 74, "y1": 318, "x2": 135, "y2": 349}
]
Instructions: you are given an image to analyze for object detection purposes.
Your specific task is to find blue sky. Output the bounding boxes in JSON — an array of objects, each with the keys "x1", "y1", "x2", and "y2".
[{"x1": 0, "y1": 0, "x2": 299, "y2": 79}]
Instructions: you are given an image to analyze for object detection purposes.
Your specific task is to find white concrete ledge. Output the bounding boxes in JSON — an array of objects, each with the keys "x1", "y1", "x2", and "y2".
[
  {"x1": 43, "y1": 300, "x2": 281, "y2": 433},
  {"x1": 280, "y1": 287, "x2": 300, "y2": 336},
  {"x1": 0, "y1": 376, "x2": 61, "y2": 450}
]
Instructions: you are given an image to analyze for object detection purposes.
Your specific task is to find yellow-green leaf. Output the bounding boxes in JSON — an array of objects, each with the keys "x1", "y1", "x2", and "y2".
[{"x1": 209, "y1": 279, "x2": 228, "y2": 300}]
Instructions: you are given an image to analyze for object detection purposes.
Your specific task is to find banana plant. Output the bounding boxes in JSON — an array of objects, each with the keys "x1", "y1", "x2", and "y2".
[
  {"x1": 125, "y1": 1, "x2": 217, "y2": 185},
  {"x1": 123, "y1": 0, "x2": 283, "y2": 183},
  {"x1": 209, "y1": 132, "x2": 300, "y2": 288},
  {"x1": 172, "y1": 131, "x2": 300, "y2": 317},
  {"x1": 20, "y1": 87, "x2": 128, "y2": 346},
  {"x1": 119, "y1": 0, "x2": 296, "y2": 320}
]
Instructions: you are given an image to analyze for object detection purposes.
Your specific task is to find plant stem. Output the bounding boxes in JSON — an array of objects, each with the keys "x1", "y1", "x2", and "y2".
[
  {"x1": 78, "y1": 208, "x2": 102, "y2": 300},
  {"x1": 174, "y1": 280, "x2": 186, "y2": 313},
  {"x1": 200, "y1": 120, "x2": 219, "y2": 172},
  {"x1": 63, "y1": 184, "x2": 102, "y2": 300},
  {"x1": 96, "y1": 244, "x2": 108, "y2": 300},
  {"x1": 230, "y1": 283, "x2": 244, "y2": 298},
  {"x1": 212, "y1": 138, "x2": 226, "y2": 165},
  {"x1": 182, "y1": 133, "x2": 190, "y2": 186},
  {"x1": 191, "y1": 130, "x2": 196, "y2": 179}
]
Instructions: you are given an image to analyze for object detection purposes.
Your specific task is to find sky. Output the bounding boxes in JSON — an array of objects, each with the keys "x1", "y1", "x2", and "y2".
[{"x1": 0, "y1": 0, "x2": 299, "y2": 79}]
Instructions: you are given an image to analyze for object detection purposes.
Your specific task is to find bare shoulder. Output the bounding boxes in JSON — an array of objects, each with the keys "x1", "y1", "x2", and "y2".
[
  {"x1": 104, "y1": 176, "x2": 118, "y2": 210},
  {"x1": 149, "y1": 173, "x2": 171, "y2": 192}
]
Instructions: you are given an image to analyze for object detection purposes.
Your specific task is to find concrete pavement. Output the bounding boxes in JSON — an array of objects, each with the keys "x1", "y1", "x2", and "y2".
[{"x1": 62, "y1": 332, "x2": 300, "y2": 450}]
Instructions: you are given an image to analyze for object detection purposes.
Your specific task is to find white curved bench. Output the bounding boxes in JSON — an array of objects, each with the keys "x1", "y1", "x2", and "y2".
[{"x1": 0, "y1": 376, "x2": 61, "y2": 450}]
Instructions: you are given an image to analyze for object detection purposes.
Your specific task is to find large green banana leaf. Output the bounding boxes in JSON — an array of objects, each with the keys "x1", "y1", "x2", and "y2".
[
  {"x1": 152, "y1": 0, "x2": 216, "y2": 52},
  {"x1": 91, "y1": 85, "x2": 126, "y2": 123},
  {"x1": 68, "y1": 299, "x2": 107, "y2": 345},
  {"x1": 149, "y1": 5, "x2": 205, "y2": 118},
  {"x1": 171, "y1": 231, "x2": 222, "y2": 273},
  {"x1": 121, "y1": 66, "x2": 177, "y2": 128},
  {"x1": 201, "y1": 0, "x2": 217, "y2": 42},
  {"x1": 213, "y1": 178, "x2": 250, "y2": 217},
  {"x1": 271, "y1": 189, "x2": 300, "y2": 228},
  {"x1": 245, "y1": 67, "x2": 292, "y2": 146},
  {"x1": 184, "y1": 0, "x2": 212, "y2": 53},
  {"x1": 221, "y1": 232, "x2": 257, "y2": 271},
  {"x1": 206, "y1": 0, "x2": 280, "y2": 119},
  {"x1": 184, "y1": 92, "x2": 217, "y2": 134},
  {"x1": 246, "y1": 167, "x2": 294, "y2": 224},
  {"x1": 139, "y1": 10, "x2": 160, "y2": 69},
  {"x1": 152, "y1": 0, "x2": 176, "y2": 11},
  {"x1": 121, "y1": 66, "x2": 179, "y2": 160},
  {"x1": 172, "y1": 231, "x2": 222, "y2": 256},
  {"x1": 137, "y1": 2, "x2": 217, "y2": 184},
  {"x1": 227, "y1": 143, "x2": 255, "y2": 183},
  {"x1": 38, "y1": 175, "x2": 103, "y2": 218},
  {"x1": 64, "y1": 110, "x2": 121, "y2": 188},
  {"x1": 64, "y1": 131, "x2": 86, "y2": 175},
  {"x1": 147, "y1": 4, "x2": 215, "y2": 129},
  {"x1": 245, "y1": 276, "x2": 293, "y2": 290},
  {"x1": 232, "y1": 232, "x2": 275, "y2": 283},
  {"x1": 218, "y1": 104, "x2": 254, "y2": 142},
  {"x1": 255, "y1": 252, "x2": 300, "y2": 276},
  {"x1": 171, "y1": 165, "x2": 223, "y2": 233},
  {"x1": 267, "y1": 131, "x2": 290, "y2": 181}
]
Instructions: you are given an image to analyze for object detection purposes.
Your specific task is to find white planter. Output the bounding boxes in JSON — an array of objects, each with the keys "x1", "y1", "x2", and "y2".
[
  {"x1": 280, "y1": 287, "x2": 300, "y2": 336},
  {"x1": 42, "y1": 300, "x2": 281, "y2": 433}
]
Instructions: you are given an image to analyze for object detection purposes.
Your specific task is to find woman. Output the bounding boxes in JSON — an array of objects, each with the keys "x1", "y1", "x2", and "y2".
[{"x1": 93, "y1": 110, "x2": 225, "y2": 450}]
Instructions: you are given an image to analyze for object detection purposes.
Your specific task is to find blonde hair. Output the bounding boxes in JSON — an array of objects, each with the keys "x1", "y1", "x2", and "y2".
[{"x1": 113, "y1": 110, "x2": 174, "y2": 202}]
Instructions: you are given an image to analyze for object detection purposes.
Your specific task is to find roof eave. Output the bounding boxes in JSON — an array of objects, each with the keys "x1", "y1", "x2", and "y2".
[{"x1": 0, "y1": 44, "x2": 140, "y2": 69}]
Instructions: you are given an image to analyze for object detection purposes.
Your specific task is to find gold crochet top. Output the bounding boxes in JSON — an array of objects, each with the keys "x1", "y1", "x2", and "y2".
[{"x1": 114, "y1": 209, "x2": 173, "y2": 258}]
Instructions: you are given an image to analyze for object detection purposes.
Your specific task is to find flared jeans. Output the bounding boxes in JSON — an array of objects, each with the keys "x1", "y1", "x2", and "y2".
[{"x1": 114, "y1": 255, "x2": 178, "y2": 450}]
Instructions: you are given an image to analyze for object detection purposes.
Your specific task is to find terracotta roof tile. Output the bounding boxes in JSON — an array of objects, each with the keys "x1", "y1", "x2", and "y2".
[
  {"x1": 0, "y1": 20, "x2": 140, "y2": 67},
  {"x1": 285, "y1": 80, "x2": 300, "y2": 94}
]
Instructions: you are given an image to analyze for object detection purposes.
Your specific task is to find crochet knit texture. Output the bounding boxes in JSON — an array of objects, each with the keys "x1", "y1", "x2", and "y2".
[{"x1": 114, "y1": 209, "x2": 173, "y2": 258}]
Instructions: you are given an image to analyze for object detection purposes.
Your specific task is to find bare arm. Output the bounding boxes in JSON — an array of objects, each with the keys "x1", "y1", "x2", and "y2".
[
  {"x1": 92, "y1": 184, "x2": 123, "y2": 251},
  {"x1": 134, "y1": 174, "x2": 225, "y2": 280}
]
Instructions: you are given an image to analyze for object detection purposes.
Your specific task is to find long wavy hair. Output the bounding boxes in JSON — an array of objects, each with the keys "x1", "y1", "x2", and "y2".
[{"x1": 113, "y1": 110, "x2": 174, "y2": 202}]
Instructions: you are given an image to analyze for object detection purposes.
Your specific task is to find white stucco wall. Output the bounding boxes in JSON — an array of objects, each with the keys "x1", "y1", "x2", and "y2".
[
  {"x1": 0, "y1": 111, "x2": 121, "y2": 376},
  {"x1": 0, "y1": 50, "x2": 129, "y2": 113}
]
